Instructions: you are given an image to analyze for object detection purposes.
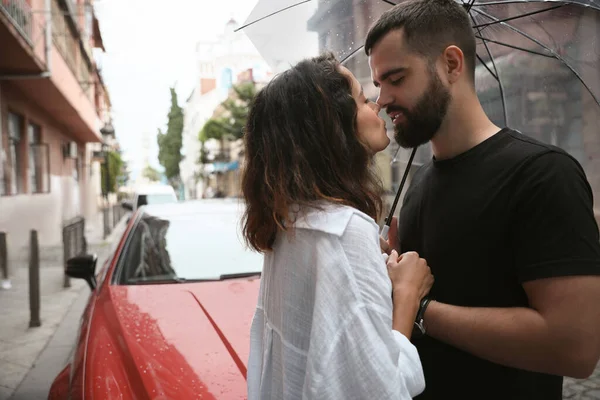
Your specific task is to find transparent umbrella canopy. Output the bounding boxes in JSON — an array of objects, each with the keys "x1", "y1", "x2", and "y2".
[{"x1": 239, "y1": 0, "x2": 600, "y2": 232}]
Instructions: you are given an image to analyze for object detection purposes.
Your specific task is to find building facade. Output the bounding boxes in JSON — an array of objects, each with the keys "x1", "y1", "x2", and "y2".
[
  {"x1": 0, "y1": 0, "x2": 111, "y2": 261},
  {"x1": 179, "y1": 19, "x2": 272, "y2": 200}
]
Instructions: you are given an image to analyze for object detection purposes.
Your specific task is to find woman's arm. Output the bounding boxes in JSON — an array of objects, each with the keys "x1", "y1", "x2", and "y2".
[{"x1": 302, "y1": 214, "x2": 427, "y2": 399}]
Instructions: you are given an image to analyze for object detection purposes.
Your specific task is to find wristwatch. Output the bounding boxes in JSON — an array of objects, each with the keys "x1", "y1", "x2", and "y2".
[{"x1": 413, "y1": 296, "x2": 432, "y2": 338}]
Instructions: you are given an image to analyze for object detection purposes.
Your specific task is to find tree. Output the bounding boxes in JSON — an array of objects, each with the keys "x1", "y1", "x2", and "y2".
[
  {"x1": 142, "y1": 165, "x2": 161, "y2": 182},
  {"x1": 219, "y1": 82, "x2": 256, "y2": 140},
  {"x1": 199, "y1": 118, "x2": 227, "y2": 143},
  {"x1": 157, "y1": 87, "x2": 184, "y2": 188},
  {"x1": 198, "y1": 82, "x2": 257, "y2": 144},
  {"x1": 117, "y1": 157, "x2": 130, "y2": 188},
  {"x1": 101, "y1": 150, "x2": 125, "y2": 194}
]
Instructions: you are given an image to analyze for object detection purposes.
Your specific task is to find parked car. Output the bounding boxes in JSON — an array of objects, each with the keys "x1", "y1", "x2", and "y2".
[
  {"x1": 122, "y1": 184, "x2": 178, "y2": 213},
  {"x1": 48, "y1": 200, "x2": 263, "y2": 399}
]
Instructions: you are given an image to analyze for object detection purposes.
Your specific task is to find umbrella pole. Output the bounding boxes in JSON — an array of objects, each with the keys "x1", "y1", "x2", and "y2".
[{"x1": 381, "y1": 146, "x2": 418, "y2": 240}]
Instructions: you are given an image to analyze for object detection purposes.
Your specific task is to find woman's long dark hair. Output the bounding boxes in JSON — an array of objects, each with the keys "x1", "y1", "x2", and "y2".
[{"x1": 241, "y1": 52, "x2": 383, "y2": 252}]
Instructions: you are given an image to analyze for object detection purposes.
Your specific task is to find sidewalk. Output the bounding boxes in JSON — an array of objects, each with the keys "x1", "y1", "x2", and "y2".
[
  {"x1": 564, "y1": 365, "x2": 600, "y2": 399},
  {"x1": 0, "y1": 216, "x2": 128, "y2": 400}
]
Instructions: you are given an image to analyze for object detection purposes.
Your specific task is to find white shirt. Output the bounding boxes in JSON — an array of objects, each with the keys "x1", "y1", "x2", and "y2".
[{"x1": 247, "y1": 204, "x2": 425, "y2": 399}]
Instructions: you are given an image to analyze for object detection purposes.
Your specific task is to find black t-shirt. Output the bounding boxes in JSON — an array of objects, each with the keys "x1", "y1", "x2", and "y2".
[{"x1": 398, "y1": 128, "x2": 600, "y2": 400}]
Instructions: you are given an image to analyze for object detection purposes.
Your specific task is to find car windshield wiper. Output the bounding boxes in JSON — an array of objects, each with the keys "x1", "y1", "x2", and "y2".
[
  {"x1": 127, "y1": 276, "x2": 211, "y2": 284},
  {"x1": 218, "y1": 271, "x2": 261, "y2": 280},
  {"x1": 127, "y1": 272, "x2": 261, "y2": 285}
]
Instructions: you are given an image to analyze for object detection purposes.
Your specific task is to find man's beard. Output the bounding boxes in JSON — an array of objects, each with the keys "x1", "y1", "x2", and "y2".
[{"x1": 392, "y1": 71, "x2": 451, "y2": 149}]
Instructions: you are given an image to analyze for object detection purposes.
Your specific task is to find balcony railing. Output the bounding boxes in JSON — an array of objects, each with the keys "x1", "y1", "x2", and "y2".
[
  {"x1": 51, "y1": 0, "x2": 94, "y2": 100},
  {"x1": 0, "y1": 0, "x2": 34, "y2": 44}
]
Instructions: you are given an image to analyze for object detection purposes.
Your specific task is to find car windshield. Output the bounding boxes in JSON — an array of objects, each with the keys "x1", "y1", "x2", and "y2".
[
  {"x1": 119, "y1": 203, "x2": 263, "y2": 284},
  {"x1": 137, "y1": 193, "x2": 176, "y2": 208}
]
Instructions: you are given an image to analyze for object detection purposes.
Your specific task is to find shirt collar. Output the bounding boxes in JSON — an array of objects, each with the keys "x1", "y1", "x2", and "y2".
[{"x1": 292, "y1": 203, "x2": 376, "y2": 237}]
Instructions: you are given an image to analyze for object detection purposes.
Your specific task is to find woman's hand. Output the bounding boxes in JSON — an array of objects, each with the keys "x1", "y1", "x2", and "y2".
[
  {"x1": 386, "y1": 250, "x2": 433, "y2": 301},
  {"x1": 386, "y1": 250, "x2": 434, "y2": 337}
]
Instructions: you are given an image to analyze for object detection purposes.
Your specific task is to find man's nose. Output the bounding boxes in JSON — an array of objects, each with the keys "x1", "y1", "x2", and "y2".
[{"x1": 376, "y1": 90, "x2": 392, "y2": 109}]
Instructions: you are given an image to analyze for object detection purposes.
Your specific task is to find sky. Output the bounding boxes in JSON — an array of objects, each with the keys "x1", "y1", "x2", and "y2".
[{"x1": 93, "y1": 0, "x2": 260, "y2": 181}]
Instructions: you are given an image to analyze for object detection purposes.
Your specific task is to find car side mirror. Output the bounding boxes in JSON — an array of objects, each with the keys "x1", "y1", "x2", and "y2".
[
  {"x1": 121, "y1": 200, "x2": 133, "y2": 211},
  {"x1": 66, "y1": 254, "x2": 98, "y2": 290}
]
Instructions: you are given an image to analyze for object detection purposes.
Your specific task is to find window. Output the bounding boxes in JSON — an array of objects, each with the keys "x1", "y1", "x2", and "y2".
[
  {"x1": 221, "y1": 68, "x2": 233, "y2": 89},
  {"x1": 28, "y1": 123, "x2": 49, "y2": 194},
  {"x1": 7, "y1": 112, "x2": 25, "y2": 195}
]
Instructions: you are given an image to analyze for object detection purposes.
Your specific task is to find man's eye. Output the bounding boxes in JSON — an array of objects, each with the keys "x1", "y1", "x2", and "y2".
[{"x1": 390, "y1": 77, "x2": 404, "y2": 85}]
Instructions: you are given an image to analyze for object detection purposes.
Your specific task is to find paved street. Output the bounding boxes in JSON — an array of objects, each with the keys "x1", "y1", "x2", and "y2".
[
  {"x1": 564, "y1": 364, "x2": 600, "y2": 399},
  {"x1": 0, "y1": 217, "x2": 127, "y2": 400}
]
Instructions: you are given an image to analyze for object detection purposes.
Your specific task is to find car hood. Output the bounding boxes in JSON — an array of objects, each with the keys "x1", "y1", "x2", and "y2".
[{"x1": 88, "y1": 278, "x2": 260, "y2": 399}]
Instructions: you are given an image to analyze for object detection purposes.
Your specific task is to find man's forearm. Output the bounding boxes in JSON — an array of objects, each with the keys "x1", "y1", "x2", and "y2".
[{"x1": 423, "y1": 301, "x2": 586, "y2": 377}]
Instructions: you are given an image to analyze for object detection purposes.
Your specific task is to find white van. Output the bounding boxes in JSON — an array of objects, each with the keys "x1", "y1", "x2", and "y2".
[{"x1": 123, "y1": 184, "x2": 178, "y2": 213}]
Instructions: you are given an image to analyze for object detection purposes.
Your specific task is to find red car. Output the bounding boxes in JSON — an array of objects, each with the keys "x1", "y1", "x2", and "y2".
[{"x1": 48, "y1": 200, "x2": 263, "y2": 399}]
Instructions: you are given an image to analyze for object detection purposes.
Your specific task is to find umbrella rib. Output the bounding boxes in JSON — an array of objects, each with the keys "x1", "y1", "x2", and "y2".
[
  {"x1": 473, "y1": 0, "x2": 596, "y2": 8},
  {"x1": 472, "y1": 4, "x2": 564, "y2": 29},
  {"x1": 235, "y1": 0, "x2": 312, "y2": 32},
  {"x1": 381, "y1": 0, "x2": 396, "y2": 6},
  {"x1": 466, "y1": 0, "x2": 477, "y2": 12},
  {"x1": 475, "y1": 35, "x2": 555, "y2": 58},
  {"x1": 472, "y1": 7, "x2": 600, "y2": 108},
  {"x1": 470, "y1": 12, "x2": 508, "y2": 126},
  {"x1": 476, "y1": 53, "x2": 499, "y2": 80},
  {"x1": 341, "y1": 45, "x2": 365, "y2": 64}
]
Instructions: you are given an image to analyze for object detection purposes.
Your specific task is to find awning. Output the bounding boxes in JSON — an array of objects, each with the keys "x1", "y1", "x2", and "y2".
[{"x1": 206, "y1": 160, "x2": 239, "y2": 173}]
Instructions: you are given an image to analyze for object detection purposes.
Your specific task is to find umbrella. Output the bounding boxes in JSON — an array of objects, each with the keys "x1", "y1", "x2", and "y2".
[{"x1": 238, "y1": 0, "x2": 600, "y2": 236}]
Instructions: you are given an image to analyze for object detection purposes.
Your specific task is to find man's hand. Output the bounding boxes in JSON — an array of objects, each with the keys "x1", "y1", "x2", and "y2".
[{"x1": 380, "y1": 216, "x2": 399, "y2": 255}]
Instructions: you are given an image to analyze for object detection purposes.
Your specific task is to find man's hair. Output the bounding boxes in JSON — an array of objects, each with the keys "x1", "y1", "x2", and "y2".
[
  {"x1": 241, "y1": 52, "x2": 382, "y2": 252},
  {"x1": 365, "y1": 0, "x2": 476, "y2": 82}
]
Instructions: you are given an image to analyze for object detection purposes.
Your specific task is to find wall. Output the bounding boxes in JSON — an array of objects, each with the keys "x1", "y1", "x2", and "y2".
[{"x1": 0, "y1": 81, "x2": 85, "y2": 262}]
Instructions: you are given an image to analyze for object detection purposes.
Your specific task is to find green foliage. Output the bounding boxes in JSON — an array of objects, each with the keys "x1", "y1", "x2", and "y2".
[
  {"x1": 142, "y1": 165, "x2": 161, "y2": 182},
  {"x1": 197, "y1": 82, "x2": 257, "y2": 146},
  {"x1": 101, "y1": 150, "x2": 125, "y2": 194},
  {"x1": 199, "y1": 118, "x2": 227, "y2": 143},
  {"x1": 157, "y1": 87, "x2": 184, "y2": 186},
  {"x1": 198, "y1": 144, "x2": 210, "y2": 164},
  {"x1": 221, "y1": 82, "x2": 256, "y2": 140}
]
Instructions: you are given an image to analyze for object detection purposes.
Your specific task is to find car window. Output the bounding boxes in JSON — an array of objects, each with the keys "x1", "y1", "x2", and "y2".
[
  {"x1": 118, "y1": 207, "x2": 263, "y2": 284},
  {"x1": 136, "y1": 194, "x2": 147, "y2": 208}
]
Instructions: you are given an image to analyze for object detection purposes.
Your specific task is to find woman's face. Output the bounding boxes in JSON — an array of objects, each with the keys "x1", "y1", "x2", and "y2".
[{"x1": 340, "y1": 66, "x2": 390, "y2": 154}]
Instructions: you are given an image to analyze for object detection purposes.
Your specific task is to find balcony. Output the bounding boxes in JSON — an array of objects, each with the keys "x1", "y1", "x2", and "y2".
[
  {"x1": 1, "y1": 0, "x2": 33, "y2": 43},
  {"x1": 0, "y1": 0, "x2": 103, "y2": 143},
  {"x1": 0, "y1": 0, "x2": 47, "y2": 74}
]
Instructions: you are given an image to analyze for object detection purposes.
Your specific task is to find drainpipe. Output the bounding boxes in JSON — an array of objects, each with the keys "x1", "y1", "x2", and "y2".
[{"x1": 0, "y1": 0, "x2": 52, "y2": 80}]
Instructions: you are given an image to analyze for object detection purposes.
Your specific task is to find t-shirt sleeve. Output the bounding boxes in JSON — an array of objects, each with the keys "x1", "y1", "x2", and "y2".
[{"x1": 511, "y1": 151, "x2": 600, "y2": 282}]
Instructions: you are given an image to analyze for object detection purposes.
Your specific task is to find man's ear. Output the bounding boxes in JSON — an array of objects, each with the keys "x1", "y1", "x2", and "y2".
[{"x1": 443, "y1": 45, "x2": 465, "y2": 84}]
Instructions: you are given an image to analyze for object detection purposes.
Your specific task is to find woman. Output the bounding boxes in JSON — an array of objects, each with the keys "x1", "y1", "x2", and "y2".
[{"x1": 242, "y1": 53, "x2": 433, "y2": 399}]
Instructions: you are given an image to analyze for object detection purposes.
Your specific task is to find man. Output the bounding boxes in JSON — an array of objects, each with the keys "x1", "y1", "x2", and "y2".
[{"x1": 367, "y1": 0, "x2": 600, "y2": 399}]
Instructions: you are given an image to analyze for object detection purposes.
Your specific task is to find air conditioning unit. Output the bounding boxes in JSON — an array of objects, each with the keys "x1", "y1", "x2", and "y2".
[{"x1": 63, "y1": 141, "x2": 78, "y2": 159}]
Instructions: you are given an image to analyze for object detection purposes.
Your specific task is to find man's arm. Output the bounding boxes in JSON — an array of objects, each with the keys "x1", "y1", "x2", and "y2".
[{"x1": 422, "y1": 275, "x2": 600, "y2": 378}]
